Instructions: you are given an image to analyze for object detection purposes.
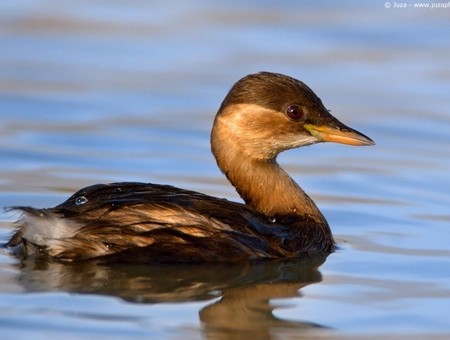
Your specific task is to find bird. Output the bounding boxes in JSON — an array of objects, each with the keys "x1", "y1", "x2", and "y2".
[{"x1": 5, "y1": 72, "x2": 374, "y2": 263}]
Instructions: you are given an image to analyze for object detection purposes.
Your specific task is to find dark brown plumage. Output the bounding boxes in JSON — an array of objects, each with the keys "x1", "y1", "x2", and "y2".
[{"x1": 5, "y1": 72, "x2": 374, "y2": 263}]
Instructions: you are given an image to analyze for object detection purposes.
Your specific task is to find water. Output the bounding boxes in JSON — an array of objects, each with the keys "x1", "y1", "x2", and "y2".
[{"x1": 1, "y1": 1, "x2": 450, "y2": 338}]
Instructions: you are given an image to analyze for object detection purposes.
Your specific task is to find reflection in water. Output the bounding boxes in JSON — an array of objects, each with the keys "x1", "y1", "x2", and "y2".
[{"x1": 15, "y1": 256, "x2": 328, "y2": 337}]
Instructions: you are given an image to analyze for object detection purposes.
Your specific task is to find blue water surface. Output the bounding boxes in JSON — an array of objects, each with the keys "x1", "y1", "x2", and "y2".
[{"x1": 1, "y1": 1, "x2": 450, "y2": 339}]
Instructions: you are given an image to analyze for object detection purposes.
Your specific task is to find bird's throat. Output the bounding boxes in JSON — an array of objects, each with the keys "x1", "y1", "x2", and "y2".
[{"x1": 213, "y1": 144, "x2": 326, "y2": 223}]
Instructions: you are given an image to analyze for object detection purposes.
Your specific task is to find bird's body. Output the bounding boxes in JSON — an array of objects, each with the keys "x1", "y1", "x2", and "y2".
[
  {"x1": 6, "y1": 72, "x2": 374, "y2": 263},
  {"x1": 7, "y1": 183, "x2": 332, "y2": 262}
]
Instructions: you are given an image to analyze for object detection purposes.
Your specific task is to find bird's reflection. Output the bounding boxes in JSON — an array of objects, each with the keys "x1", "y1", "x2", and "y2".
[{"x1": 16, "y1": 256, "x2": 328, "y2": 337}]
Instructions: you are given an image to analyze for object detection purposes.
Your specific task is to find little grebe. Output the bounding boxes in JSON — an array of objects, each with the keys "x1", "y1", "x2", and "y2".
[{"x1": 6, "y1": 72, "x2": 374, "y2": 262}]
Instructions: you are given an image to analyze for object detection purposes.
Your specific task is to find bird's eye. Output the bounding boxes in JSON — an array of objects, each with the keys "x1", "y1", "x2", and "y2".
[{"x1": 286, "y1": 105, "x2": 304, "y2": 121}]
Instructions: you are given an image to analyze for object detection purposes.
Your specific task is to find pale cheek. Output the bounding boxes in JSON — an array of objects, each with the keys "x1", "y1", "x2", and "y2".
[{"x1": 270, "y1": 132, "x2": 318, "y2": 151}]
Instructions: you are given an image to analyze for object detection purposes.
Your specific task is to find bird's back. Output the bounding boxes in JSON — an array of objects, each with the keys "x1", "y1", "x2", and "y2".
[{"x1": 6, "y1": 182, "x2": 333, "y2": 262}]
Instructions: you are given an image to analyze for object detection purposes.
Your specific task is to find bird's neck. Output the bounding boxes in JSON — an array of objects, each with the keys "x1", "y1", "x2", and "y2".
[{"x1": 212, "y1": 142, "x2": 326, "y2": 224}]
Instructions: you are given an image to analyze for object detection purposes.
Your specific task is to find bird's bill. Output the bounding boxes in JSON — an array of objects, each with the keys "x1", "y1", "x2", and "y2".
[{"x1": 304, "y1": 124, "x2": 375, "y2": 146}]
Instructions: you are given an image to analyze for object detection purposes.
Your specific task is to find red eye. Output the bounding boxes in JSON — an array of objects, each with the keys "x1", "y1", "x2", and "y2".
[{"x1": 286, "y1": 105, "x2": 304, "y2": 120}]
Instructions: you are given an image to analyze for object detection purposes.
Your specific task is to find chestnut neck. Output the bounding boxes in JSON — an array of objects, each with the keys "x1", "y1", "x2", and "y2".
[{"x1": 211, "y1": 114, "x2": 326, "y2": 224}]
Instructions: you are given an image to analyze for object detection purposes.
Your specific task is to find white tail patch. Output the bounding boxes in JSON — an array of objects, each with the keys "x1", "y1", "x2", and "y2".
[{"x1": 21, "y1": 212, "x2": 83, "y2": 248}]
